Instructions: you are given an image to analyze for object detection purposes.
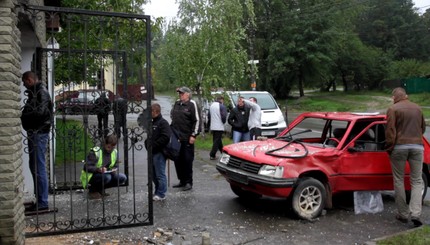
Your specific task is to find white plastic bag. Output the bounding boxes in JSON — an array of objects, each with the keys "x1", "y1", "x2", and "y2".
[{"x1": 353, "y1": 191, "x2": 384, "y2": 214}]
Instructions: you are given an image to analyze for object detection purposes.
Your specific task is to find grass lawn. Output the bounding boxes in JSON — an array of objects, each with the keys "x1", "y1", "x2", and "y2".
[{"x1": 376, "y1": 225, "x2": 430, "y2": 245}]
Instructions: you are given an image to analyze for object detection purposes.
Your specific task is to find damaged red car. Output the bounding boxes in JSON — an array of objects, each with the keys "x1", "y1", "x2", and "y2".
[{"x1": 216, "y1": 112, "x2": 430, "y2": 220}]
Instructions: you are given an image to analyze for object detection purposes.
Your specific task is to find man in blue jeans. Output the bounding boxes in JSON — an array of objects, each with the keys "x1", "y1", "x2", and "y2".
[
  {"x1": 385, "y1": 87, "x2": 426, "y2": 227},
  {"x1": 146, "y1": 103, "x2": 171, "y2": 200},
  {"x1": 228, "y1": 96, "x2": 250, "y2": 143},
  {"x1": 20, "y1": 71, "x2": 53, "y2": 212}
]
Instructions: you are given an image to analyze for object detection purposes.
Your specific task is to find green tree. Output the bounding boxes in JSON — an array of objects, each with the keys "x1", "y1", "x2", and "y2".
[
  {"x1": 158, "y1": 0, "x2": 248, "y2": 96},
  {"x1": 356, "y1": 0, "x2": 430, "y2": 61}
]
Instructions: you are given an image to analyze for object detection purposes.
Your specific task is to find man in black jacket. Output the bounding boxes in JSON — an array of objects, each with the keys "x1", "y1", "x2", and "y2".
[
  {"x1": 146, "y1": 103, "x2": 171, "y2": 200},
  {"x1": 21, "y1": 71, "x2": 53, "y2": 212},
  {"x1": 170, "y1": 87, "x2": 200, "y2": 191},
  {"x1": 228, "y1": 96, "x2": 250, "y2": 143}
]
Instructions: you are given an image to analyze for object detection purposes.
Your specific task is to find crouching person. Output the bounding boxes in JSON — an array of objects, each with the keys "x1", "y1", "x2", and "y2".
[{"x1": 80, "y1": 134, "x2": 127, "y2": 199}]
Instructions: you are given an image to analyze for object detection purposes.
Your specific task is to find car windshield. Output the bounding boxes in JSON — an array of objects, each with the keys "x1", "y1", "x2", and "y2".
[
  {"x1": 278, "y1": 117, "x2": 349, "y2": 145},
  {"x1": 230, "y1": 93, "x2": 278, "y2": 110}
]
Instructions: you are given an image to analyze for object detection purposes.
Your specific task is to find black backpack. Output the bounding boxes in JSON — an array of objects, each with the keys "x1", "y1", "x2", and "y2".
[{"x1": 163, "y1": 126, "x2": 181, "y2": 161}]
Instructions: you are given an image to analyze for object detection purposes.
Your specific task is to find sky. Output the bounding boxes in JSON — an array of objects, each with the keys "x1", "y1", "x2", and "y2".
[{"x1": 143, "y1": 0, "x2": 430, "y2": 19}]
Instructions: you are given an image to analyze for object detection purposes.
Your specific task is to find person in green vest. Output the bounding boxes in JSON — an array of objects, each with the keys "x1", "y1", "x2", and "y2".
[{"x1": 80, "y1": 134, "x2": 127, "y2": 199}]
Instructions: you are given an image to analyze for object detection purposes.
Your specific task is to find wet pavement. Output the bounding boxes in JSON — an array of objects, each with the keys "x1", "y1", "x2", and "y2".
[{"x1": 26, "y1": 95, "x2": 430, "y2": 245}]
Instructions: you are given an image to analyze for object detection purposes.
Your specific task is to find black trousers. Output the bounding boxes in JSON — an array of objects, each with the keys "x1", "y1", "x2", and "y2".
[
  {"x1": 210, "y1": 131, "x2": 224, "y2": 158},
  {"x1": 174, "y1": 141, "x2": 195, "y2": 185},
  {"x1": 97, "y1": 113, "x2": 109, "y2": 137},
  {"x1": 250, "y1": 127, "x2": 262, "y2": 140}
]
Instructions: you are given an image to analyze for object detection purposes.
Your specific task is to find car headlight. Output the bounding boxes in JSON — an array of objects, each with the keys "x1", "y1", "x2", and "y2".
[
  {"x1": 219, "y1": 153, "x2": 230, "y2": 165},
  {"x1": 258, "y1": 165, "x2": 284, "y2": 178}
]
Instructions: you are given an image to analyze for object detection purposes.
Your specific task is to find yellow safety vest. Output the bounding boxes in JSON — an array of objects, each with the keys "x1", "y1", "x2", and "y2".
[{"x1": 80, "y1": 147, "x2": 117, "y2": 189}]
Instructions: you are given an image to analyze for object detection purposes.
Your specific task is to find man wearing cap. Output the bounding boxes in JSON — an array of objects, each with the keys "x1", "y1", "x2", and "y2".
[
  {"x1": 170, "y1": 87, "x2": 200, "y2": 191},
  {"x1": 385, "y1": 87, "x2": 426, "y2": 227}
]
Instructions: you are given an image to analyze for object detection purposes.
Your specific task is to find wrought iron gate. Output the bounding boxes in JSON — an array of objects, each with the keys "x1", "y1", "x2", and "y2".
[{"x1": 22, "y1": 4, "x2": 154, "y2": 237}]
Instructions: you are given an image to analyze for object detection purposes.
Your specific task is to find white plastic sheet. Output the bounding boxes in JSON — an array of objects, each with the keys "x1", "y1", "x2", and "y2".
[{"x1": 353, "y1": 191, "x2": 384, "y2": 214}]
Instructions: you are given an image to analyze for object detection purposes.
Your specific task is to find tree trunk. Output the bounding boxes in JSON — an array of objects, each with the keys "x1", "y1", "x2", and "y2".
[{"x1": 298, "y1": 72, "x2": 304, "y2": 97}]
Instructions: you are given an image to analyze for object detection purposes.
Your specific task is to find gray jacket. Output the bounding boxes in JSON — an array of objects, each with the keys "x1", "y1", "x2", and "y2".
[{"x1": 244, "y1": 100, "x2": 261, "y2": 130}]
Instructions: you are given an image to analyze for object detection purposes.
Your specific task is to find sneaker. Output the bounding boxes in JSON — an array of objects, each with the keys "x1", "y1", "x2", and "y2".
[
  {"x1": 153, "y1": 195, "x2": 166, "y2": 201},
  {"x1": 210, "y1": 156, "x2": 217, "y2": 160}
]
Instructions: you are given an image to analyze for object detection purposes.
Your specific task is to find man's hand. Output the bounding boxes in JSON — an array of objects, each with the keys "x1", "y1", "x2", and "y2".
[{"x1": 189, "y1": 136, "x2": 196, "y2": 144}]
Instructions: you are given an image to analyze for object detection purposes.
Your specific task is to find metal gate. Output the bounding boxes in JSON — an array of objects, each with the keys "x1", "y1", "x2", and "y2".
[{"x1": 22, "y1": 4, "x2": 154, "y2": 237}]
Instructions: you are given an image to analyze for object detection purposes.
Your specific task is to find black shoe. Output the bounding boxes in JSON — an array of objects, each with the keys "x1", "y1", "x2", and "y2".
[
  {"x1": 172, "y1": 183, "x2": 185, "y2": 188},
  {"x1": 395, "y1": 214, "x2": 408, "y2": 224},
  {"x1": 100, "y1": 191, "x2": 110, "y2": 197},
  {"x1": 411, "y1": 217, "x2": 423, "y2": 227},
  {"x1": 25, "y1": 205, "x2": 49, "y2": 212},
  {"x1": 182, "y1": 183, "x2": 192, "y2": 191}
]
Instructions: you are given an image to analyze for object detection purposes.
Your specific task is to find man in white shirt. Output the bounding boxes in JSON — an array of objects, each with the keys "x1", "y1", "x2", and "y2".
[{"x1": 209, "y1": 96, "x2": 227, "y2": 160}]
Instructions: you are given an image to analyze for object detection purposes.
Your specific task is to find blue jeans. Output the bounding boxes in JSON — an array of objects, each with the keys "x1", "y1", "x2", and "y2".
[
  {"x1": 232, "y1": 131, "x2": 250, "y2": 143},
  {"x1": 28, "y1": 132, "x2": 49, "y2": 208},
  {"x1": 153, "y1": 152, "x2": 167, "y2": 198},
  {"x1": 89, "y1": 172, "x2": 127, "y2": 193}
]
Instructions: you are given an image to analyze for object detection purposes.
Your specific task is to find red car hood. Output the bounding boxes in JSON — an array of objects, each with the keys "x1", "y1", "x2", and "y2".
[{"x1": 223, "y1": 139, "x2": 337, "y2": 165}]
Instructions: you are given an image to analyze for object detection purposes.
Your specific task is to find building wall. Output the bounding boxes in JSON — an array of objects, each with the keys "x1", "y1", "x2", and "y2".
[
  {"x1": 0, "y1": 0, "x2": 46, "y2": 244},
  {"x1": 0, "y1": 1, "x2": 25, "y2": 244}
]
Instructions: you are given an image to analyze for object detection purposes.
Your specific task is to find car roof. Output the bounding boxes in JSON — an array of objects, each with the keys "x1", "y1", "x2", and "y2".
[{"x1": 299, "y1": 112, "x2": 386, "y2": 121}]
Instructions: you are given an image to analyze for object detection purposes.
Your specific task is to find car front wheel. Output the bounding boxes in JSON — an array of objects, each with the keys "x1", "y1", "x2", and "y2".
[{"x1": 291, "y1": 177, "x2": 326, "y2": 220}]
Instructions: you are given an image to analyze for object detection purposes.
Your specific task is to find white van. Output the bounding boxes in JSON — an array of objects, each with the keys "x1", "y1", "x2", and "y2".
[{"x1": 225, "y1": 91, "x2": 287, "y2": 137}]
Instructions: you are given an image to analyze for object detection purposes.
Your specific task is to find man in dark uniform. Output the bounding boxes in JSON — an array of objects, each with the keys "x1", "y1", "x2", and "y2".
[
  {"x1": 170, "y1": 87, "x2": 200, "y2": 191},
  {"x1": 113, "y1": 95, "x2": 127, "y2": 139},
  {"x1": 95, "y1": 92, "x2": 111, "y2": 137}
]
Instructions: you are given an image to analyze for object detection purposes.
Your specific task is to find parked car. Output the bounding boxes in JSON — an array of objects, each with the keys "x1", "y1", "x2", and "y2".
[
  {"x1": 57, "y1": 89, "x2": 114, "y2": 115},
  {"x1": 216, "y1": 112, "x2": 430, "y2": 220},
  {"x1": 206, "y1": 91, "x2": 286, "y2": 136}
]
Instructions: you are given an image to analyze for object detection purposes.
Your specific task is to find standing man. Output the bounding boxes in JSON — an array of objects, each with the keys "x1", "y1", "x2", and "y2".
[
  {"x1": 385, "y1": 87, "x2": 426, "y2": 227},
  {"x1": 228, "y1": 96, "x2": 250, "y2": 143},
  {"x1": 209, "y1": 95, "x2": 227, "y2": 160},
  {"x1": 95, "y1": 92, "x2": 111, "y2": 138},
  {"x1": 170, "y1": 87, "x2": 200, "y2": 191},
  {"x1": 245, "y1": 97, "x2": 262, "y2": 140},
  {"x1": 145, "y1": 103, "x2": 171, "y2": 201},
  {"x1": 21, "y1": 71, "x2": 53, "y2": 211},
  {"x1": 113, "y1": 95, "x2": 127, "y2": 139}
]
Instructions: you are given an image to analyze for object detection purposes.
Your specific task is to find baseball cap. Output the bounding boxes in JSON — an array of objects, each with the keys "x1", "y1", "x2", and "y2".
[{"x1": 176, "y1": 87, "x2": 192, "y2": 93}]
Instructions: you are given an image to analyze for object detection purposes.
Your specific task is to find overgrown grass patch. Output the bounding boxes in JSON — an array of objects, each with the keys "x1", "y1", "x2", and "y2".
[
  {"x1": 55, "y1": 119, "x2": 94, "y2": 164},
  {"x1": 376, "y1": 225, "x2": 430, "y2": 245},
  {"x1": 195, "y1": 133, "x2": 233, "y2": 151}
]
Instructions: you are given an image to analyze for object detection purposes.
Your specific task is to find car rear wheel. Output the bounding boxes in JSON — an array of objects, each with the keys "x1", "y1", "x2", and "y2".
[
  {"x1": 230, "y1": 184, "x2": 262, "y2": 199},
  {"x1": 291, "y1": 177, "x2": 326, "y2": 220}
]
